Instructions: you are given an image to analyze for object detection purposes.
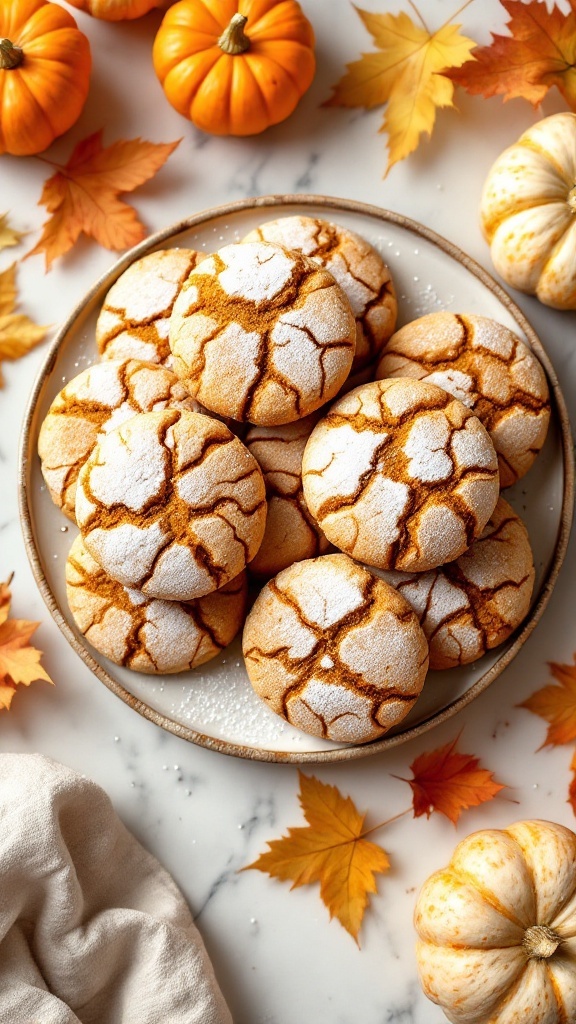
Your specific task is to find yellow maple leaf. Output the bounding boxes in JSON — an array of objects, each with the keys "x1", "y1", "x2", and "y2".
[
  {"x1": 0, "y1": 213, "x2": 24, "y2": 253},
  {"x1": 243, "y1": 771, "x2": 390, "y2": 942},
  {"x1": 28, "y1": 130, "x2": 181, "y2": 271},
  {"x1": 0, "y1": 265, "x2": 48, "y2": 387},
  {"x1": 325, "y1": 2, "x2": 477, "y2": 174},
  {"x1": 0, "y1": 577, "x2": 53, "y2": 711}
]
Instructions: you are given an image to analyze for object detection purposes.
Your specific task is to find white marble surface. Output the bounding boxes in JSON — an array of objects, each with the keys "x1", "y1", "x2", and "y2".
[{"x1": 1, "y1": 2, "x2": 576, "y2": 1021}]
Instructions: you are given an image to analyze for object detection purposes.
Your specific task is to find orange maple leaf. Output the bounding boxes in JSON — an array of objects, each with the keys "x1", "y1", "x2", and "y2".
[
  {"x1": 28, "y1": 131, "x2": 181, "y2": 271},
  {"x1": 518, "y1": 657, "x2": 576, "y2": 748},
  {"x1": 396, "y1": 736, "x2": 506, "y2": 824},
  {"x1": 0, "y1": 577, "x2": 53, "y2": 710},
  {"x1": 243, "y1": 771, "x2": 390, "y2": 942},
  {"x1": 444, "y1": 0, "x2": 576, "y2": 110}
]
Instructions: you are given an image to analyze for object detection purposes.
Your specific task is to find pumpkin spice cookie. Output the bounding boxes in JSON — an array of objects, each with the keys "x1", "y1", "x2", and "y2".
[
  {"x1": 245, "y1": 413, "x2": 331, "y2": 577},
  {"x1": 377, "y1": 497, "x2": 534, "y2": 669},
  {"x1": 376, "y1": 312, "x2": 550, "y2": 487},
  {"x1": 242, "y1": 215, "x2": 397, "y2": 373},
  {"x1": 302, "y1": 379, "x2": 500, "y2": 573},
  {"x1": 38, "y1": 359, "x2": 203, "y2": 520},
  {"x1": 242, "y1": 553, "x2": 429, "y2": 744},
  {"x1": 75, "y1": 409, "x2": 267, "y2": 601},
  {"x1": 169, "y1": 240, "x2": 356, "y2": 425},
  {"x1": 96, "y1": 248, "x2": 206, "y2": 365},
  {"x1": 66, "y1": 535, "x2": 248, "y2": 674}
]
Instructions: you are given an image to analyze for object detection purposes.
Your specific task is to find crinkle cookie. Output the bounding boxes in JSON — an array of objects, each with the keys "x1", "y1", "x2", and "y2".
[
  {"x1": 66, "y1": 535, "x2": 248, "y2": 674},
  {"x1": 242, "y1": 215, "x2": 397, "y2": 373},
  {"x1": 169, "y1": 241, "x2": 356, "y2": 425},
  {"x1": 38, "y1": 359, "x2": 203, "y2": 520},
  {"x1": 302, "y1": 379, "x2": 500, "y2": 573},
  {"x1": 96, "y1": 248, "x2": 205, "y2": 365},
  {"x1": 242, "y1": 554, "x2": 428, "y2": 744},
  {"x1": 75, "y1": 409, "x2": 267, "y2": 601},
  {"x1": 377, "y1": 497, "x2": 534, "y2": 669},
  {"x1": 245, "y1": 413, "x2": 331, "y2": 577},
  {"x1": 376, "y1": 312, "x2": 550, "y2": 487}
]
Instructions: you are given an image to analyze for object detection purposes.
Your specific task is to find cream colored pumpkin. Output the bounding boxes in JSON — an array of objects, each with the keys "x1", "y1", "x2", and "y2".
[
  {"x1": 415, "y1": 820, "x2": 576, "y2": 1023},
  {"x1": 480, "y1": 113, "x2": 576, "y2": 310}
]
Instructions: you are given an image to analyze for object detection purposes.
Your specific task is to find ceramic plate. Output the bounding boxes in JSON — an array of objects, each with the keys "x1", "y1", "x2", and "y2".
[{"x1": 19, "y1": 195, "x2": 574, "y2": 763}]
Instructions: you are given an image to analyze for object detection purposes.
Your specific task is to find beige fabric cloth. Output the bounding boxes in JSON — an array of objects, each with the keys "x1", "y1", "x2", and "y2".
[{"x1": 0, "y1": 753, "x2": 232, "y2": 1024}]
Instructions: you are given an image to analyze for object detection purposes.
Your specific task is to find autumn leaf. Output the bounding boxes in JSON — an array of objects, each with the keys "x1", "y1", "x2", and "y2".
[
  {"x1": 518, "y1": 657, "x2": 576, "y2": 748},
  {"x1": 445, "y1": 0, "x2": 576, "y2": 110},
  {"x1": 27, "y1": 131, "x2": 181, "y2": 271},
  {"x1": 0, "y1": 213, "x2": 24, "y2": 253},
  {"x1": 395, "y1": 736, "x2": 506, "y2": 824},
  {"x1": 324, "y1": 2, "x2": 477, "y2": 173},
  {"x1": 0, "y1": 577, "x2": 53, "y2": 711},
  {"x1": 0, "y1": 265, "x2": 48, "y2": 387},
  {"x1": 243, "y1": 771, "x2": 390, "y2": 942}
]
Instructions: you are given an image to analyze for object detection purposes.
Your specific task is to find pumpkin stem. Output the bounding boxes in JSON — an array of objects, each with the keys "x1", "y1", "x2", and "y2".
[
  {"x1": 0, "y1": 39, "x2": 23, "y2": 71},
  {"x1": 523, "y1": 924, "x2": 562, "y2": 959},
  {"x1": 568, "y1": 185, "x2": 576, "y2": 213},
  {"x1": 218, "y1": 14, "x2": 250, "y2": 55}
]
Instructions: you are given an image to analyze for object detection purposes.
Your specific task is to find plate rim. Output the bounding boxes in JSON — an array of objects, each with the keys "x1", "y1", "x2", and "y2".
[{"x1": 18, "y1": 193, "x2": 575, "y2": 764}]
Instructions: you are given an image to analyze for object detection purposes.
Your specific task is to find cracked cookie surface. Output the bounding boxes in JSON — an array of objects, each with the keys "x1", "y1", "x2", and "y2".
[
  {"x1": 302, "y1": 379, "x2": 500, "y2": 573},
  {"x1": 38, "y1": 358, "x2": 203, "y2": 520},
  {"x1": 245, "y1": 413, "x2": 331, "y2": 577},
  {"x1": 376, "y1": 312, "x2": 550, "y2": 487},
  {"x1": 75, "y1": 409, "x2": 267, "y2": 601},
  {"x1": 96, "y1": 248, "x2": 205, "y2": 365},
  {"x1": 242, "y1": 215, "x2": 397, "y2": 373},
  {"x1": 242, "y1": 553, "x2": 429, "y2": 744},
  {"x1": 66, "y1": 534, "x2": 248, "y2": 674},
  {"x1": 168, "y1": 241, "x2": 356, "y2": 425},
  {"x1": 376, "y1": 497, "x2": 534, "y2": 669}
]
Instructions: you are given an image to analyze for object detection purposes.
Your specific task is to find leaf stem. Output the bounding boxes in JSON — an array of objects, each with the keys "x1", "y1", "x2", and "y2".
[{"x1": 360, "y1": 807, "x2": 411, "y2": 839}]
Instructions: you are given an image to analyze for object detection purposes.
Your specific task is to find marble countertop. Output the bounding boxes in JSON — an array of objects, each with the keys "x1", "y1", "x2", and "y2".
[{"x1": 2, "y1": 1, "x2": 576, "y2": 1021}]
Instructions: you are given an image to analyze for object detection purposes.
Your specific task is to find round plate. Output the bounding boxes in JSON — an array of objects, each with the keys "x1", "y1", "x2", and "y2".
[{"x1": 19, "y1": 195, "x2": 573, "y2": 763}]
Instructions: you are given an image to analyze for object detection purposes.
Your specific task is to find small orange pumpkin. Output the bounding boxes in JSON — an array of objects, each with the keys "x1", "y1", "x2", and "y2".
[
  {"x1": 0, "y1": 0, "x2": 91, "y2": 157},
  {"x1": 152, "y1": 0, "x2": 316, "y2": 136},
  {"x1": 65, "y1": 0, "x2": 168, "y2": 21}
]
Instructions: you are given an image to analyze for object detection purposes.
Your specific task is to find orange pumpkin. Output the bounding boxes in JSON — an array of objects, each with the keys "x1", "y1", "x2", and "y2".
[
  {"x1": 66, "y1": 0, "x2": 167, "y2": 21},
  {"x1": 0, "y1": 0, "x2": 91, "y2": 156},
  {"x1": 152, "y1": 0, "x2": 316, "y2": 136}
]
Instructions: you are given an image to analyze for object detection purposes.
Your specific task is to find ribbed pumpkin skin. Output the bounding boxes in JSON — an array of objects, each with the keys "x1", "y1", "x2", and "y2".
[
  {"x1": 65, "y1": 0, "x2": 160, "y2": 21},
  {"x1": 480, "y1": 112, "x2": 576, "y2": 312},
  {"x1": 0, "y1": 0, "x2": 91, "y2": 156},
  {"x1": 153, "y1": 0, "x2": 316, "y2": 136},
  {"x1": 415, "y1": 820, "x2": 576, "y2": 1024}
]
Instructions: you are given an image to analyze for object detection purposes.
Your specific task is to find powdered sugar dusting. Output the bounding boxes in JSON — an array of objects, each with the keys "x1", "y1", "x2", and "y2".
[{"x1": 218, "y1": 242, "x2": 294, "y2": 301}]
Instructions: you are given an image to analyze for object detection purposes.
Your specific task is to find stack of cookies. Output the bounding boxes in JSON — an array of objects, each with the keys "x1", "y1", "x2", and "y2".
[{"x1": 38, "y1": 213, "x2": 550, "y2": 746}]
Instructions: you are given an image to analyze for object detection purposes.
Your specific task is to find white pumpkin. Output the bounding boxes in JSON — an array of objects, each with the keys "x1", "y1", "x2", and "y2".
[
  {"x1": 415, "y1": 819, "x2": 576, "y2": 1023},
  {"x1": 480, "y1": 112, "x2": 576, "y2": 311}
]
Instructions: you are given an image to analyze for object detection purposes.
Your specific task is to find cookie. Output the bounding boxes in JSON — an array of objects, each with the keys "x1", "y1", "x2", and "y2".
[
  {"x1": 245, "y1": 413, "x2": 331, "y2": 577},
  {"x1": 75, "y1": 409, "x2": 267, "y2": 601},
  {"x1": 96, "y1": 248, "x2": 205, "y2": 365},
  {"x1": 376, "y1": 312, "x2": 550, "y2": 487},
  {"x1": 377, "y1": 497, "x2": 534, "y2": 669},
  {"x1": 169, "y1": 241, "x2": 356, "y2": 425},
  {"x1": 302, "y1": 379, "x2": 500, "y2": 573},
  {"x1": 242, "y1": 215, "x2": 397, "y2": 373},
  {"x1": 66, "y1": 534, "x2": 248, "y2": 674},
  {"x1": 242, "y1": 553, "x2": 429, "y2": 744},
  {"x1": 38, "y1": 359, "x2": 203, "y2": 520}
]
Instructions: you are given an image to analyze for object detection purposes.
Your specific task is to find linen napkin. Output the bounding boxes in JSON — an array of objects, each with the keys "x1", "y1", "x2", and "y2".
[{"x1": 0, "y1": 752, "x2": 233, "y2": 1024}]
